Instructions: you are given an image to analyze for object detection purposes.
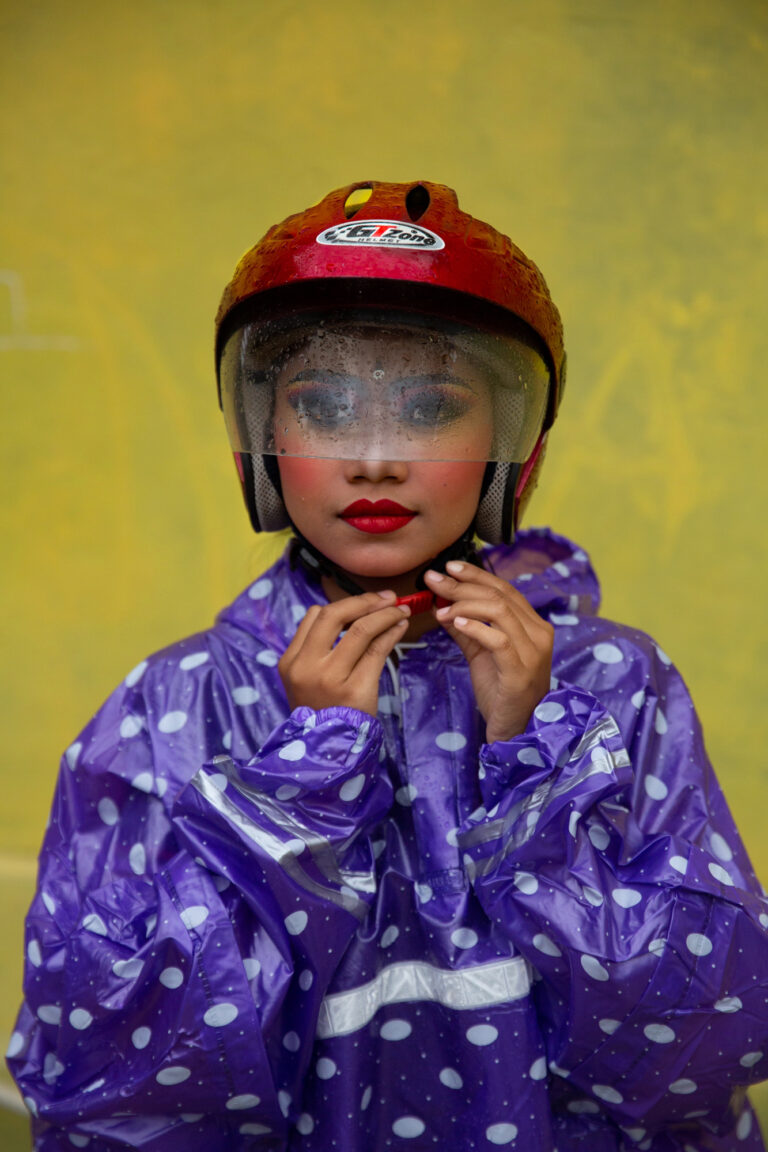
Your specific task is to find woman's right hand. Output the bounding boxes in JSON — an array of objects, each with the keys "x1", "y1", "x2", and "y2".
[{"x1": 278, "y1": 591, "x2": 411, "y2": 717}]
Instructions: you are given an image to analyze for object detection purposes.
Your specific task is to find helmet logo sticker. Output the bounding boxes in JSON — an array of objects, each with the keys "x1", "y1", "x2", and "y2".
[{"x1": 316, "y1": 220, "x2": 445, "y2": 251}]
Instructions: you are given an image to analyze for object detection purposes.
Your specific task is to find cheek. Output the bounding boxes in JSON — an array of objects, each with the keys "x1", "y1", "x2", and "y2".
[
  {"x1": 277, "y1": 457, "x2": 335, "y2": 510},
  {"x1": 422, "y1": 462, "x2": 486, "y2": 502}
]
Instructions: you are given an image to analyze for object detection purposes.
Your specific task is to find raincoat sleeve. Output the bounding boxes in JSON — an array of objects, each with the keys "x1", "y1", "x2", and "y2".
[
  {"x1": 7, "y1": 677, "x2": 390, "y2": 1151},
  {"x1": 460, "y1": 645, "x2": 768, "y2": 1139}
]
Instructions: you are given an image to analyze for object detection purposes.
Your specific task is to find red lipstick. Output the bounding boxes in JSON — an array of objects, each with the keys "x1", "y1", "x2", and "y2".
[{"x1": 341, "y1": 499, "x2": 416, "y2": 535}]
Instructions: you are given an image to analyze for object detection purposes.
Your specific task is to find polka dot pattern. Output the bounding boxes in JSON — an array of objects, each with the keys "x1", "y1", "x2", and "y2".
[
  {"x1": 439, "y1": 1068, "x2": 463, "y2": 1089},
  {"x1": 486, "y1": 1123, "x2": 518, "y2": 1144},
  {"x1": 534, "y1": 701, "x2": 565, "y2": 723},
  {"x1": 158, "y1": 711, "x2": 187, "y2": 734},
  {"x1": 593, "y1": 643, "x2": 623, "y2": 664},
  {"x1": 436, "y1": 731, "x2": 467, "y2": 752}
]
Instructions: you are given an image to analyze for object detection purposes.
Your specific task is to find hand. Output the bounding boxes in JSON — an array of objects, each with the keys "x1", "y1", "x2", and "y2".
[
  {"x1": 279, "y1": 592, "x2": 411, "y2": 717},
  {"x1": 425, "y1": 562, "x2": 554, "y2": 743}
]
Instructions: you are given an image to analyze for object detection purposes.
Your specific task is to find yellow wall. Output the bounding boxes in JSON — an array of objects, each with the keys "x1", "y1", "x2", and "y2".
[{"x1": 2, "y1": 0, "x2": 767, "y2": 1132}]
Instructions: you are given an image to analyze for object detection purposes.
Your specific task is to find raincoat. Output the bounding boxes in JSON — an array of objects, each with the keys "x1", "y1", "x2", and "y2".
[{"x1": 8, "y1": 528, "x2": 768, "y2": 1151}]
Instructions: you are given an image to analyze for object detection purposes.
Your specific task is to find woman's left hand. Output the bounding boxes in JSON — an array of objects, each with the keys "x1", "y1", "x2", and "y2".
[{"x1": 425, "y1": 562, "x2": 554, "y2": 743}]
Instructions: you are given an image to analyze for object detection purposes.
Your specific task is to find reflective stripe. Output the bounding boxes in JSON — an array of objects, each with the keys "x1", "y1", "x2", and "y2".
[
  {"x1": 190, "y1": 770, "x2": 370, "y2": 918},
  {"x1": 316, "y1": 956, "x2": 531, "y2": 1038},
  {"x1": 569, "y1": 716, "x2": 625, "y2": 764}
]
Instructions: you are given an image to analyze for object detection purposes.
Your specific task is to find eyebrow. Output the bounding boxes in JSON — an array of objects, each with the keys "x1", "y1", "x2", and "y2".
[{"x1": 286, "y1": 369, "x2": 479, "y2": 393}]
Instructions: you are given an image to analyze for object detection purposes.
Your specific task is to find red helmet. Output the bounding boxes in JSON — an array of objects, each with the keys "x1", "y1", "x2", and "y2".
[{"x1": 215, "y1": 180, "x2": 566, "y2": 543}]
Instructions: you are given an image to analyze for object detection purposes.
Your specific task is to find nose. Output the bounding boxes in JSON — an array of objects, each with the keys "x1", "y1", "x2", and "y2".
[{"x1": 342, "y1": 457, "x2": 409, "y2": 483}]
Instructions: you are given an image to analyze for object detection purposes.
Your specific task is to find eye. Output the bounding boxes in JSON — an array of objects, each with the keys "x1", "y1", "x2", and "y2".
[
  {"x1": 287, "y1": 383, "x2": 356, "y2": 430},
  {"x1": 398, "y1": 386, "x2": 472, "y2": 428}
]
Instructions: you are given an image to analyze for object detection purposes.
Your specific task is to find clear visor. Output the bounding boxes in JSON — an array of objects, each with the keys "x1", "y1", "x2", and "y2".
[{"x1": 219, "y1": 310, "x2": 550, "y2": 463}]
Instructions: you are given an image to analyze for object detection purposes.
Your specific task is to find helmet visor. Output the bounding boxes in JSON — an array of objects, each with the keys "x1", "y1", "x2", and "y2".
[{"x1": 219, "y1": 310, "x2": 550, "y2": 463}]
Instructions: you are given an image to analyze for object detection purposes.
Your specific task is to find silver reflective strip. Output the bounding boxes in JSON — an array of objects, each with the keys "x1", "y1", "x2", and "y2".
[
  {"x1": 569, "y1": 716, "x2": 622, "y2": 763},
  {"x1": 316, "y1": 956, "x2": 531, "y2": 1039},
  {"x1": 190, "y1": 771, "x2": 369, "y2": 918}
]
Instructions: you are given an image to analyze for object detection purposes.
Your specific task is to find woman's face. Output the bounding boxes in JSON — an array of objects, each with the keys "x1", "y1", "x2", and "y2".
[{"x1": 274, "y1": 326, "x2": 491, "y2": 588}]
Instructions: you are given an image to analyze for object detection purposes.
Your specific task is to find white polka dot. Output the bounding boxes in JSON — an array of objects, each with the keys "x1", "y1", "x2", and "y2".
[
  {"x1": 708, "y1": 862, "x2": 734, "y2": 886},
  {"x1": 381, "y1": 926, "x2": 399, "y2": 948},
  {"x1": 593, "y1": 1084, "x2": 623, "y2": 1104},
  {"x1": 180, "y1": 905, "x2": 209, "y2": 930},
  {"x1": 533, "y1": 933, "x2": 562, "y2": 957},
  {"x1": 648, "y1": 939, "x2": 666, "y2": 957},
  {"x1": 518, "y1": 747, "x2": 545, "y2": 767},
  {"x1": 599, "y1": 1018, "x2": 620, "y2": 1035},
  {"x1": 83, "y1": 913, "x2": 107, "y2": 936},
  {"x1": 276, "y1": 784, "x2": 300, "y2": 800},
  {"x1": 360, "y1": 1086, "x2": 372, "y2": 1111},
  {"x1": 233, "y1": 686, "x2": 260, "y2": 706},
  {"x1": 623, "y1": 1129, "x2": 646, "y2": 1143},
  {"x1": 279, "y1": 739, "x2": 306, "y2": 762},
  {"x1": 451, "y1": 927, "x2": 478, "y2": 950},
  {"x1": 125, "y1": 660, "x2": 148, "y2": 687},
  {"x1": 65, "y1": 742, "x2": 82, "y2": 769},
  {"x1": 553, "y1": 561, "x2": 570, "y2": 578},
  {"x1": 158, "y1": 711, "x2": 187, "y2": 734},
  {"x1": 445, "y1": 827, "x2": 459, "y2": 847},
  {"x1": 283, "y1": 1031, "x2": 301, "y2": 1051},
  {"x1": 204, "y1": 1003, "x2": 238, "y2": 1027},
  {"x1": 416, "y1": 882, "x2": 433, "y2": 903},
  {"x1": 226, "y1": 1093, "x2": 261, "y2": 1110},
  {"x1": 43, "y1": 1053, "x2": 64, "y2": 1083},
  {"x1": 128, "y1": 843, "x2": 146, "y2": 876},
  {"x1": 654, "y1": 708, "x2": 668, "y2": 735},
  {"x1": 248, "y1": 579, "x2": 273, "y2": 600},
  {"x1": 581, "y1": 955, "x2": 609, "y2": 981},
  {"x1": 132, "y1": 771, "x2": 154, "y2": 793},
  {"x1": 435, "y1": 730, "x2": 467, "y2": 752},
  {"x1": 582, "y1": 886, "x2": 603, "y2": 906},
  {"x1": 567, "y1": 1100, "x2": 599, "y2": 1114},
  {"x1": 486, "y1": 1123, "x2": 518, "y2": 1144},
  {"x1": 686, "y1": 933, "x2": 713, "y2": 957},
  {"x1": 239, "y1": 1125, "x2": 271, "y2": 1137},
  {"x1": 69, "y1": 1009, "x2": 92, "y2": 1030},
  {"x1": 132, "y1": 1026, "x2": 151, "y2": 1049},
  {"x1": 27, "y1": 939, "x2": 42, "y2": 967},
  {"x1": 670, "y1": 855, "x2": 688, "y2": 875},
  {"x1": 644, "y1": 1023, "x2": 675, "y2": 1044},
  {"x1": 381, "y1": 1019, "x2": 412, "y2": 1041},
  {"x1": 179, "y1": 652, "x2": 209, "y2": 671},
  {"x1": 588, "y1": 824, "x2": 610, "y2": 851},
  {"x1": 550, "y1": 614, "x2": 579, "y2": 626},
  {"x1": 714, "y1": 996, "x2": 742, "y2": 1013},
  {"x1": 612, "y1": 888, "x2": 642, "y2": 908},
  {"x1": 145, "y1": 914, "x2": 157, "y2": 934},
  {"x1": 467, "y1": 1024, "x2": 498, "y2": 1047},
  {"x1": 740, "y1": 1051, "x2": 763, "y2": 1068},
  {"x1": 529, "y1": 1056, "x2": 547, "y2": 1080},
  {"x1": 316, "y1": 1057, "x2": 337, "y2": 1080},
  {"x1": 378, "y1": 694, "x2": 400, "y2": 716},
  {"x1": 534, "y1": 701, "x2": 565, "y2": 723},
  {"x1": 631, "y1": 689, "x2": 646, "y2": 709},
  {"x1": 395, "y1": 783, "x2": 418, "y2": 806},
  {"x1": 6, "y1": 1032, "x2": 24, "y2": 1058},
  {"x1": 68, "y1": 1134, "x2": 89, "y2": 1147},
  {"x1": 296, "y1": 1113, "x2": 315, "y2": 1135},
  {"x1": 514, "y1": 872, "x2": 539, "y2": 895},
  {"x1": 256, "y1": 649, "x2": 279, "y2": 667},
  {"x1": 222, "y1": 729, "x2": 232, "y2": 750},
  {"x1": 285, "y1": 910, "x2": 308, "y2": 936},
  {"x1": 593, "y1": 643, "x2": 623, "y2": 665},
  {"x1": 568, "y1": 810, "x2": 581, "y2": 838},
  {"x1": 737, "y1": 1110, "x2": 753, "y2": 1139},
  {"x1": 181, "y1": 1115, "x2": 203, "y2": 1124},
  {"x1": 156, "y1": 778, "x2": 168, "y2": 797},
  {"x1": 298, "y1": 968, "x2": 313, "y2": 990},
  {"x1": 439, "y1": 1068, "x2": 463, "y2": 1089},
  {"x1": 760, "y1": 913, "x2": 768, "y2": 930},
  {"x1": 709, "y1": 832, "x2": 733, "y2": 862},
  {"x1": 24, "y1": 1096, "x2": 38, "y2": 1116},
  {"x1": 644, "y1": 775, "x2": 668, "y2": 801},
  {"x1": 97, "y1": 797, "x2": 119, "y2": 825},
  {"x1": 159, "y1": 966, "x2": 183, "y2": 988},
  {"x1": 340, "y1": 773, "x2": 366, "y2": 802},
  {"x1": 243, "y1": 957, "x2": 261, "y2": 981},
  {"x1": 292, "y1": 604, "x2": 307, "y2": 623},
  {"x1": 278, "y1": 1091, "x2": 291, "y2": 1116},
  {"x1": 392, "y1": 1117, "x2": 425, "y2": 1139},
  {"x1": 669, "y1": 1078, "x2": 698, "y2": 1095}
]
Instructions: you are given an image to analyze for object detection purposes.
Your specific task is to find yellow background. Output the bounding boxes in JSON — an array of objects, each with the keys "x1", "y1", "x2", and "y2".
[{"x1": 2, "y1": 0, "x2": 767, "y2": 1141}]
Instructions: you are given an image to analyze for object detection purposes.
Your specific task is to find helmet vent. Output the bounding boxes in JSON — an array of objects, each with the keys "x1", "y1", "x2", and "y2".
[
  {"x1": 344, "y1": 186, "x2": 373, "y2": 218},
  {"x1": 405, "y1": 184, "x2": 430, "y2": 222}
]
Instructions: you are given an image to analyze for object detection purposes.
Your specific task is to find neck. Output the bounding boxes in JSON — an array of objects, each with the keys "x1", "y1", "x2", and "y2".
[{"x1": 320, "y1": 567, "x2": 440, "y2": 642}]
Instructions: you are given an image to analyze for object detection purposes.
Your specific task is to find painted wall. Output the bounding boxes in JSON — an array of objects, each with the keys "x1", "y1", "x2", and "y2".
[{"x1": 2, "y1": 0, "x2": 767, "y2": 1131}]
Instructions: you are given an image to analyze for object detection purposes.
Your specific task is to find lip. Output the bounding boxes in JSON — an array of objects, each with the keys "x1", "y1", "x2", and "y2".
[{"x1": 341, "y1": 499, "x2": 415, "y2": 517}]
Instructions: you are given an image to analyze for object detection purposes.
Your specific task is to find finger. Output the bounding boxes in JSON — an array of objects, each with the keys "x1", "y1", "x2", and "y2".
[
  {"x1": 425, "y1": 565, "x2": 548, "y2": 631},
  {"x1": 298, "y1": 591, "x2": 399, "y2": 659},
  {"x1": 434, "y1": 592, "x2": 547, "y2": 653},
  {"x1": 331, "y1": 603, "x2": 412, "y2": 680},
  {"x1": 280, "y1": 603, "x2": 323, "y2": 670}
]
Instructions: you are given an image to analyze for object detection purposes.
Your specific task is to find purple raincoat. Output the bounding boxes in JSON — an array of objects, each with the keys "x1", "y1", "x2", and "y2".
[{"x1": 8, "y1": 529, "x2": 768, "y2": 1150}]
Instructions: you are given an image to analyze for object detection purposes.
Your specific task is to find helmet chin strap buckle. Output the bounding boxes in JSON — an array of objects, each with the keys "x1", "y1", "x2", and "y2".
[{"x1": 395, "y1": 590, "x2": 450, "y2": 616}]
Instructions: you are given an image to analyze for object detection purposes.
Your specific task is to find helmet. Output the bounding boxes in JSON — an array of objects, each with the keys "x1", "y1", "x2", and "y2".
[{"x1": 215, "y1": 180, "x2": 566, "y2": 544}]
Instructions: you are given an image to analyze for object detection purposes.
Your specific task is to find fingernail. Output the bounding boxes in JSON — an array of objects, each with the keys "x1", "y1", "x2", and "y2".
[
  {"x1": 425, "y1": 569, "x2": 443, "y2": 582},
  {"x1": 377, "y1": 589, "x2": 396, "y2": 599},
  {"x1": 398, "y1": 603, "x2": 411, "y2": 616},
  {"x1": 455, "y1": 615, "x2": 468, "y2": 626},
  {"x1": 446, "y1": 561, "x2": 464, "y2": 574},
  {"x1": 435, "y1": 606, "x2": 450, "y2": 619}
]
